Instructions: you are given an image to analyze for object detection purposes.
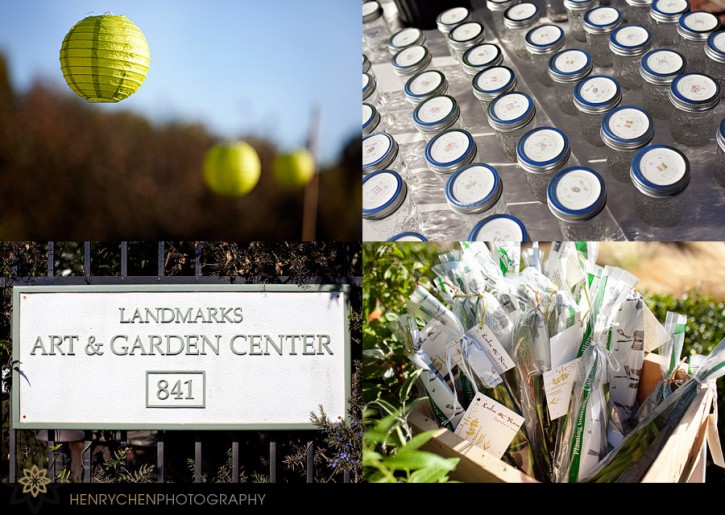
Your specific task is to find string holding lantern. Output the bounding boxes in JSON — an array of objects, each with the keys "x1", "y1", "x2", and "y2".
[{"x1": 59, "y1": 14, "x2": 150, "y2": 103}]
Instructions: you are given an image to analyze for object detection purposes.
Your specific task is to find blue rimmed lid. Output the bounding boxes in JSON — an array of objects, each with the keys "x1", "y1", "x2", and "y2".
[
  {"x1": 564, "y1": 0, "x2": 598, "y2": 11},
  {"x1": 678, "y1": 12, "x2": 720, "y2": 41},
  {"x1": 363, "y1": 54, "x2": 371, "y2": 74},
  {"x1": 388, "y1": 27, "x2": 426, "y2": 54},
  {"x1": 413, "y1": 95, "x2": 460, "y2": 133},
  {"x1": 445, "y1": 164, "x2": 504, "y2": 214},
  {"x1": 525, "y1": 24, "x2": 565, "y2": 55},
  {"x1": 391, "y1": 45, "x2": 432, "y2": 77},
  {"x1": 448, "y1": 22, "x2": 485, "y2": 51},
  {"x1": 404, "y1": 70, "x2": 448, "y2": 104},
  {"x1": 516, "y1": 127, "x2": 571, "y2": 173},
  {"x1": 574, "y1": 75, "x2": 622, "y2": 114},
  {"x1": 717, "y1": 118, "x2": 725, "y2": 150},
  {"x1": 584, "y1": 7, "x2": 623, "y2": 34},
  {"x1": 669, "y1": 73, "x2": 721, "y2": 112},
  {"x1": 424, "y1": 129, "x2": 477, "y2": 174},
  {"x1": 487, "y1": 0, "x2": 516, "y2": 12},
  {"x1": 437, "y1": 6, "x2": 471, "y2": 33},
  {"x1": 630, "y1": 145, "x2": 690, "y2": 198},
  {"x1": 462, "y1": 43, "x2": 503, "y2": 76},
  {"x1": 651, "y1": 0, "x2": 689, "y2": 23},
  {"x1": 467, "y1": 214, "x2": 528, "y2": 242},
  {"x1": 601, "y1": 106, "x2": 654, "y2": 150},
  {"x1": 472, "y1": 66, "x2": 517, "y2": 101},
  {"x1": 504, "y1": 3, "x2": 540, "y2": 29},
  {"x1": 363, "y1": 72, "x2": 376, "y2": 100},
  {"x1": 610, "y1": 25, "x2": 652, "y2": 56},
  {"x1": 362, "y1": 1, "x2": 383, "y2": 23},
  {"x1": 706, "y1": 31, "x2": 725, "y2": 64},
  {"x1": 363, "y1": 170, "x2": 407, "y2": 220},
  {"x1": 548, "y1": 49, "x2": 592, "y2": 83},
  {"x1": 363, "y1": 132, "x2": 399, "y2": 173},
  {"x1": 362, "y1": 103, "x2": 381, "y2": 135},
  {"x1": 639, "y1": 49, "x2": 687, "y2": 85},
  {"x1": 387, "y1": 232, "x2": 428, "y2": 242},
  {"x1": 547, "y1": 167, "x2": 607, "y2": 222},
  {"x1": 487, "y1": 91, "x2": 536, "y2": 132}
]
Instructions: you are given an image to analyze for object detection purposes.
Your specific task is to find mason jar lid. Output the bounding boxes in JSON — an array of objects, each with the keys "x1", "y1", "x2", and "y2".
[
  {"x1": 639, "y1": 49, "x2": 686, "y2": 85},
  {"x1": 448, "y1": 22, "x2": 486, "y2": 51},
  {"x1": 548, "y1": 49, "x2": 593, "y2": 83},
  {"x1": 362, "y1": 103, "x2": 381, "y2": 136},
  {"x1": 678, "y1": 12, "x2": 720, "y2": 41},
  {"x1": 584, "y1": 7, "x2": 623, "y2": 34},
  {"x1": 705, "y1": 31, "x2": 725, "y2": 64},
  {"x1": 363, "y1": 72, "x2": 376, "y2": 101},
  {"x1": 547, "y1": 167, "x2": 607, "y2": 222},
  {"x1": 669, "y1": 73, "x2": 721, "y2": 112},
  {"x1": 445, "y1": 164, "x2": 504, "y2": 215},
  {"x1": 574, "y1": 75, "x2": 622, "y2": 114},
  {"x1": 392, "y1": 45, "x2": 432, "y2": 77},
  {"x1": 462, "y1": 44, "x2": 503, "y2": 76},
  {"x1": 601, "y1": 106, "x2": 655, "y2": 150},
  {"x1": 516, "y1": 127, "x2": 571, "y2": 173},
  {"x1": 362, "y1": 170, "x2": 407, "y2": 220},
  {"x1": 717, "y1": 118, "x2": 725, "y2": 151},
  {"x1": 651, "y1": 0, "x2": 689, "y2": 23},
  {"x1": 437, "y1": 7, "x2": 471, "y2": 33},
  {"x1": 487, "y1": 0, "x2": 516, "y2": 13},
  {"x1": 630, "y1": 145, "x2": 690, "y2": 198},
  {"x1": 424, "y1": 129, "x2": 477, "y2": 175},
  {"x1": 387, "y1": 232, "x2": 428, "y2": 242},
  {"x1": 388, "y1": 28, "x2": 426, "y2": 54},
  {"x1": 609, "y1": 25, "x2": 652, "y2": 56},
  {"x1": 363, "y1": 1, "x2": 383, "y2": 23},
  {"x1": 525, "y1": 24, "x2": 566, "y2": 55},
  {"x1": 564, "y1": 0, "x2": 599, "y2": 12},
  {"x1": 467, "y1": 214, "x2": 528, "y2": 242},
  {"x1": 404, "y1": 70, "x2": 448, "y2": 104},
  {"x1": 625, "y1": 0, "x2": 652, "y2": 8},
  {"x1": 363, "y1": 54, "x2": 371, "y2": 74},
  {"x1": 363, "y1": 132, "x2": 400, "y2": 173},
  {"x1": 413, "y1": 95, "x2": 461, "y2": 133},
  {"x1": 487, "y1": 92, "x2": 536, "y2": 132},
  {"x1": 472, "y1": 66, "x2": 517, "y2": 101},
  {"x1": 504, "y1": 3, "x2": 540, "y2": 30}
]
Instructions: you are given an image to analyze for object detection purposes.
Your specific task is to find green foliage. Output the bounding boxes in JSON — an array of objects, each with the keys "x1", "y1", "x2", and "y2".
[{"x1": 94, "y1": 448, "x2": 155, "y2": 483}]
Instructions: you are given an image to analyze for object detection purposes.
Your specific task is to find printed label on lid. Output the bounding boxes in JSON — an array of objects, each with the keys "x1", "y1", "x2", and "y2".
[
  {"x1": 466, "y1": 44, "x2": 499, "y2": 66},
  {"x1": 440, "y1": 7, "x2": 469, "y2": 25},
  {"x1": 579, "y1": 77, "x2": 618, "y2": 103},
  {"x1": 430, "y1": 131, "x2": 471, "y2": 164},
  {"x1": 395, "y1": 46, "x2": 426, "y2": 67},
  {"x1": 655, "y1": 0, "x2": 687, "y2": 13},
  {"x1": 555, "y1": 170, "x2": 602, "y2": 210},
  {"x1": 712, "y1": 32, "x2": 725, "y2": 52},
  {"x1": 554, "y1": 50, "x2": 589, "y2": 73},
  {"x1": 452, "y1": 22, "x2": 483, "y2": 42},
  {"x1": 452, "y1": 166, "x2": 496, "y2": 204},
  {"x1": 507, "y1": 3, "x2": 537, "y2": 20},
  {"x1": 392, "y1": 28, "x2": 421, "y2": 47},
  {"x1": 677, "y1": 74, "x2": 718, "y2": 101},
  {"x1": 362, "y1": 2, "x2": 380, "y2": 17},
  {"x1": 363, "y1": 134, "x2": 393, "y2": 166},
  {"x1": 646, "y1": 50, "x2": 684, "y2": 74},
  {"x1": 523, "y1": 130, "x2": 566, "y2": 163},
  {"x1": 418, "y1": 96, "x2": 455, "y2": 124},
  {"x1": 493, "y1": 93, "x2": 531, "y2": 120},
  {"x1": 477, "y1": 67, "x2": 513, "y2": 91},
  {"x1": 607, "y1": 108, "x2": 650, "y2": 140},
  {"x1": 363, "y1": 172, "x2": 399, "y2": 211},
  {"x1": 587, "y1": 7, "x2": 620, "y2": 25},
  {"x1": 683, "y1": 12, "x2": 719, "y2": 32},
  {"x1": 472, "y1": 218, "x2": 524, "y2": 242},
  {"x1": 529, "y1": 25, "x2": 563, "y2": 45},
  {"x1": 363, "y1": 104, "x2": 373, "y2": 125},
  {"x1": 639, "y1": 148, "x2": 686, "y2": 186},
  {"x1": 615, "y1": 26, "x2": 650, "y2": 46},
  {"x1": 409, "y1": 71, "x2": 443, "y2": 95}
]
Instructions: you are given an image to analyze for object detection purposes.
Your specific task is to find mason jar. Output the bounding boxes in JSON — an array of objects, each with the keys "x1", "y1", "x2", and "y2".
[
  {"x1": 547, "y1": 167, "x2": 609, "y2": 240},
  {"x1": 388, "y1": 27, "x2": 426, "y2": 55},
  {"x1": 437, "y1": 6, "x2": 472, "y2": 36},
  {"x1": 424, "y1": 128, "x2": 478, "y2": 183},
  {"x1": 487, "y1": 91, "x2": 537, "y2": 160},
  {"x1": 386, "y1": 232, "x2": 428, "y2": 242},
  {"x1": 574, "y1": 75, "x2": 623, "y2": 146},
  {"x1": 363, "y1": 72, "x2": 379, "y2": 106},
  {"x1": 548, "y1": 49, "x2": 593, "y2": 115},
  {"x1": 462, "y1": 44, "x2": 504, "y2": 78},
  {"x1": 362, "y1": 1, "x2": 391, "y2": 54},
  {"x1": 601, "y1": 106, "x2": 655, "y2": 181},
  {"x1": 448, "y1": 22, "x2": 487, "y2": 63},
  {"x1": 546, "y1": 0, "x2": 569, "y2": 22},
  {"x1": 516, "y1": 127, "x2": 572, "y2": 202},
  {"x1": 363, "y1": 132, "x2": 408, "y2": 179},
  {"x1": 630, "y1": 145, "x2": 690, "y2": 227},
  {"x1": 413, "y1": 95, "x2": 464, "y2": 141},
  {"x1": 445, "y1": 164, "x2": 509, "y2": 226},
  {"x1": 467, "y1": 214, "x2": 529, "y2": 242},
  {"x1": 363, "y1": 170, "x2": 420, "y2": 241},
  {"x1": 391, "y1": 45, "x2": 433, "y2": 78},
  {"x1": 525, "y1": 25, "x2": 566, "y2": 86},
  {"x1": 625, "y1": 0, "x2": 653, "y2": 27},
  {"x1": 488, "y1": 0, "x2": 518, "y2": 39},
  {"x1": 363, "y1": 54, "x2": 372, "y2": 77},
  {"x1": 584, "y1": 7, "x2": 623, "y2": 67},
  {"x1": 404, "y1": 70, "x2": 449, "y2": 106},
  {"x1": 363, "y1": 103, "x2": 384, "y2": 136},
  {"x1": 677, "y1": 12, "x2": 721, "y2": 74},
  {"x1": 650, "y1": 0, "x2": 690, "y2": 47},
  {"x1": 565, "y1": 0, "x2": 600, "y2": 42},
  {"x1": 705, "y1": 31, "x2": 725, "y2": 96},
  {"x1": 716, "y1": 118, "x2": 725, "y2": 186},
  {"x1": 639, "y1": 49, "x2": 687, "y2": 119},
  {"x1": 610, "y1": 25, "x2": 652, "y2": 90},
  {"x1": 504, "y1": 3, "x2": 541, "y2": 58},
  {"x1": 669, "y1": 73, "x2": 722, "y2": 146},
  {"x1": 472, "y1": 66, "x2": 517, "y2": 115}
]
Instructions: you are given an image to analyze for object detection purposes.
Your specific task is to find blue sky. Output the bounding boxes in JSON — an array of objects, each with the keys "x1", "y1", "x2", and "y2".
[{"x1": 0, "y1": 0, "x2": 358, "y2": 164}]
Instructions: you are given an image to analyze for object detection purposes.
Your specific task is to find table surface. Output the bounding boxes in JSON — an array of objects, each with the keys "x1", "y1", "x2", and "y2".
[{"x1": 364, "y1": 0, "x2": 725, "y2": 242}]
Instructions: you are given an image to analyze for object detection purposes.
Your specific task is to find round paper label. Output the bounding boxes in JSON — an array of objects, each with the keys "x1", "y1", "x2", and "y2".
[
  {"x1": 429, "y1": 131, "x2": 470, "y2": 164},
  {"x1": 362, "y1": 2, "x2": 380, "y2": 18},
  {"x1": 646, "y1": 50, "x2": 684, "y2": 74},
  {"x1": 654, "y1": 0, "x2": 688, "y2": 13},
  {"x1": 712, "y1": 32, "x2": 725, "y2": 52},
  {"x1": 395, "y1": 45, "x2": 426, "y2": 67},
  {"x1": 579, "y1": 76, "x2": 618, "y2": 103},
  {"x1": 363, "y1": 172, "x2": 399, "y2": 211},
  {"x1": 476, "y1": 67, "x2": 513, "y2": 92},
  {"x1": 493, "y1": 93, "x2": 530, "y2": 121},
  {"x1": 587, "y1": 7, "x2": 620, "y2": 25},
  {"x1": 418, "y1": 96, "x2": 455, "y2": 124},
  {"x1": 408, "y1": 71, "x2": 443, "y2": 95},
  {"x1": 472, "y1": 218, "x2": 524, "y2": 242},
  {"x1": 683, "y1": 12, "x2": 719, "y2": 32},
  {"x1": 615, "y1": 25, "x2": 650, "y2": 47},
  {"x1": 507, "y1": 3, "x2": 537, "y2": 20},
  {"x1": 451, "y1": 22, "x2": 483, "y2": 42},
  {"x1": 363, "y1": 104, "x2": 373, "y2": 126},
  {"x1": 440, "y1": 7, "x2": 468, "y2": 25},
  {"x1": 466, "y1": 44, "x2": 499, "y2": 66},
  {"x1": 555, "y1": 169, "x2": 602, "y2": 210},
  {"x1": 452, "y1": 166, "x2": 495, "y2": 204},
  {"x1": 392, "y1": 28, "x2": 421, "y2": 48},
  {"x1": 676, "y1": 74, "x2": 718, "y2": 101},
  {"x1": 523, "y1": 129, "x2": 566, "y2": 163},
  {"x1": 554, "y1": 50, "x2": 589, "y2": 73},
  {"x1": 607, "y1": 108, "x2": 651, "y2": 140},
  {"x1": 363, "y1": 134, "x2": 393, "y2": 166},
  {"x1": 529, "y1": 25, "x2": 563, "y2": 45},
  {"x1": 639, "y1": 147, "x2": 686, "y2": 186}
]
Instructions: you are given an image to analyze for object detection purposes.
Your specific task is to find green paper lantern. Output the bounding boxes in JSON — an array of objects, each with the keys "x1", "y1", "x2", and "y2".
[
  {"x1": 273, "y1": 148, "x2": 316, "y2": 189},
  {"x1": 203, "y1": 142, "x2": 261, "y2": 197},
  {"x1": 59, "y1": 14, "x2": 150, "y2": 103}
]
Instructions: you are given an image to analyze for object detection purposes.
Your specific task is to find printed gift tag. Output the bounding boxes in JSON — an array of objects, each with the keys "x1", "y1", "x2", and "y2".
[
  {"x1": 454, "y1": 392, "x2": 524, "y2": 459},
  {"x1": 417, "y1": 320, "x2": 462, "y2": 373},
  {"x1": 543, "y1": 357, "x2": 582, "y2": 420},
  {"x1": 550, "y1": 324, "x2": 582, "y2": 369},
  {"x1": 465, "y1": 323, "x2": 515, "y2": 374}
]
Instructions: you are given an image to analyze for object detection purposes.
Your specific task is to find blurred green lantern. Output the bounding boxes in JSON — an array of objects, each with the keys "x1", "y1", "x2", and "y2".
[
  {"x1": 59, "y1": 14, "x2": 150, "y2": 103},
  {"x1": 203, "y1": 142, "x2": 262, "y2": 197}
]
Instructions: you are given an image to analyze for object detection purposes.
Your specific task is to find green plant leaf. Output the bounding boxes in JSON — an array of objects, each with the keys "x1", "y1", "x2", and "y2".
[{"x1": 409, "y1": 459, "x2": 460, "y2": 483}]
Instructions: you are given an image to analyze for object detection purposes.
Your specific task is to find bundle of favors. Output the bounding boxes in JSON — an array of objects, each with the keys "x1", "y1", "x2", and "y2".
[{"x1": 395, "y1": 241, "x2": 725, "y2": 482}]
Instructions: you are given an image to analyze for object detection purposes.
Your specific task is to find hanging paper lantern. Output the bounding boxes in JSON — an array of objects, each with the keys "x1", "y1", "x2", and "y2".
[
  {"x1": 59, "y1": 14, "x2": 150, "y2": 103},
  {"x1": 273, "y1": 148, "x2": 316, "y2": 189},
  {"x1": 203, "y1": 142, "x2": 261, "y2": 197}
]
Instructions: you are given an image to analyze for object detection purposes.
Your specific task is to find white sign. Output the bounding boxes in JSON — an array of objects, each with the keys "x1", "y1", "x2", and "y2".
[{"x1": 13, "y1": 285, "x2": 350, "y2": 430}]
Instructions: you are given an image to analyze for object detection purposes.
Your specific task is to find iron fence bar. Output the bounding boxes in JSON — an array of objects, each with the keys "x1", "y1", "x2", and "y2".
[
  {"x1": 306, "y1": 442, "x2": 313, "y2": 483},
  {"x1": 9, "y1": 397, "x2": 16, "y2": 482},
  {"x1": 156, "y1": 431, "x2": 164, "y2": 483},
  {"x1": 344, "y1": 470, "x2": 350, "y2": 483},
  {"x1": 194, "y1": 434, "x2": 202, "y2": 483},
  {"x1": 120, "y1": 430, "x2": 127, "y2": 449},
  {"x1": 83, "y1": 431, "x2": 92, "y2": 483},
  {"x1": 232, "y1": 437, "x2": 239, "y2": 483},
  {"x1": 157, "y1": 242, "x2": 165, "y2": 278},
  {"x1": 195, "y1": 242, "x2": 202, "y2": 279},
  {"x1": 121, "y1": 242, "x2": 128, "y2": 279},
  {"x1": 269, "y1": 439, "x2": 277, "y2": 483},
  {"x1": 84, "y1": 241, "x2": 91, "y2": 278},
  {"x1": 48, "y1": 431, "x2": 56, "y2": 481},
  {"x1": 0, "y1": 276, "x2": 361, "y2": 288},
  {"x1": 47, "y1": 241, "x2": 54, "y2": 277}
]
